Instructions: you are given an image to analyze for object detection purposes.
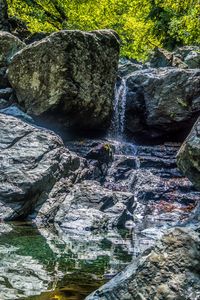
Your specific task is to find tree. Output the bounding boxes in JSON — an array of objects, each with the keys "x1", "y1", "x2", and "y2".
[{"x1": 6, "y1": 0, "x2": 200, "y2": 60}]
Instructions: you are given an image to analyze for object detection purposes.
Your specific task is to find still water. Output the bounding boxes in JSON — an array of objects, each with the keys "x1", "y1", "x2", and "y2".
[{"x1": 0, "y1": 222, "x2": 133, "y2": 300}]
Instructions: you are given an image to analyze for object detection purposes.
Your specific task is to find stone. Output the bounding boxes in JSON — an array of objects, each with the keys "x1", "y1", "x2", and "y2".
[
  {"x1": 0, "y1": 98, "x2": 8, "y2": 108},
  {"x1": 0, "y1": 31, "x2": 25, "y2": 67},
  {"x1": 8, "y1": 30, "x2": 120, "y2": 131},
  {"x1": 0, "y1": 105, "x2": 34, "y2": 123},
  {"x1": 174, "y1": 46, "x2": 200, "y2": 68},
  {"x1": 177, "y1": 117, "x2": 200, "y2": 190},
  {"x1": 0, "y1": 0, "x2": 9, "y2": 31},
  {"x1": 86, "y1": 227, "x2": 200, "y2": 300},
  {"x1": 0, "y1": 113, "x2": 78, "y2": 220},
  {"x1": 185, "y1": 51, "x2": 200, "y2": 69},
  {"x1": 149, "y1": 47, "x2": 188, "y2": 68},
  {"x1": 125, "y1": 68, "x2": 200, "y2": 139},
  {"x1": 54, "y1": 180, "x2": 135, "y2": 232},
  {"x1": 118, "y1": 58, "x2": 143, "y2": 77},
  {"x1": 0, "y1": 87, "x2": 13, "y2": 100}
]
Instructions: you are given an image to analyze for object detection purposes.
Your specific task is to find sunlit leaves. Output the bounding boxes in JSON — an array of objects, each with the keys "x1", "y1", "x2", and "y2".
[{"x1": 7, "y1": 0, "x2": 200, "y2": 60}]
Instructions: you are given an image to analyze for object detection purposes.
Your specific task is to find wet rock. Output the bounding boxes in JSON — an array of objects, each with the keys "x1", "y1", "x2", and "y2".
[
  {"x1": 0, "y1": 113, "x2": 78, "y2": 220},
  {"x1": 0, "y1": 98, "x2": 8, "y2": 109},
  {"x1": 54, "y1": 180, "x2": 135, "y2": 232},
  {"x1": 0, "y1": 224, "x2": 54, "y2": 299},
  {"x1": 125, "y1": 68, "x2": 200, "y2": 139},
  {"x1": 0, "y1": 222, "x2": 133, "y2": 300},
  {"x1": 8, "y1": 30, "x2": 120, "y2": 131},
  {"x1": 177, "y1": 117, "x2": 200, "y2": 190},
  {"x1": 86, "y1": 227, "x2": 200, "y2": 300},
  {"x1": 34, "y1": 155, "x2": 86, "y2": 222},
  {"x1": 0, "y1": 105, "x2": 34, "y2": 123},
  {"x1": 118, "y1": 58, "x2": 143, "y2": 77},
  {"x1": 85, "y1": 143, "x2": 114, "y2": 176},
  {"x1": 0, "y1": 31, "x2": 25, "y2": 67}
]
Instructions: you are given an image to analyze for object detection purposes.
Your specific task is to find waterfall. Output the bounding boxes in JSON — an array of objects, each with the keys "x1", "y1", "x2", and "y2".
[
  {"x1": 109, "y1": 78, "x2": 127, "y2": 139},
  {"x1": 108, "y1": 77, "x2": 137, "y2": 155}
]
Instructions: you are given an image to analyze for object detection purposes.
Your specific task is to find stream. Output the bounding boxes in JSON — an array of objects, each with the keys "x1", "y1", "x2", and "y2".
[
  {"x1": 0, "y1": 80, "x2": 199, "y2": 300},
  {"x1": 0, "y1": 222, "x2": 133, "y2": 300}
]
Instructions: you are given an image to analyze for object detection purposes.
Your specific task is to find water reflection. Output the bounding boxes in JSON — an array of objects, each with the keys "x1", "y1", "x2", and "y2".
[{"x1": 0, "y1": 223, "x2": 133, "y2": 300}]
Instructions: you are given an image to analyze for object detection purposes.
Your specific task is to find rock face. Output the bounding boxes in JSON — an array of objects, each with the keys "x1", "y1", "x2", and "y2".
[
  {"x1": 0, "y1": 31, "x2": 23, "y2": 107},
  {"x1": 8, "y1": 30, "x2": 120, "y2": 131},
  {"x1": 53, "y1": 181, "x2": 135, "y2": 232},
  {"x1": 149, "y1": 47, "x2": 188, "y2": 69},
  {"x1": 177, "y1": 117, "x2": 200, "y2": 190},
  {"x1": 0, "y1": 31, "x2": 25, "y2": 67},
  {"x1": 118, "y1": 58, "x2": 143, "y2": 77},
  {"x1": 174, "y1": 46, "x2": 200, "y2": 69},
  {"x1": 149, "y1": 46, "x2": 200, "y2": 69},
  {"x1": 0, "y1": 113, "x2": 78, "y2": 220},
  {"x1": 124, "y1": 68, "x2": 200, "y2": 139},
  {"x1": 86, "y1": 227, "x2": 200, "y2": 300},
  {"x1": 0, "y1": 0, "x2": 9, "y2": 31}
]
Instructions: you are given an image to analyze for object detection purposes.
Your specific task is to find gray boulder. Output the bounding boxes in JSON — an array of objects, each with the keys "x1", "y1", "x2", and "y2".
[
  {"x1": 0, "y1": 105, "x2": 34, "y2": 123},
  {"x1": 177, "y1": 117, "x2": 200, "y2": 190},
  {"x1": 0, "y1": 113, "x2": 78, "y2": 220},
  {"x1": 0, "y1": 31, "x2": 25, "y2": 67},
  {"x1": 0, "y1": 98, "x2": 8, "y2": 108},
  {"x1": 87, "y1": 227, "x2": 200, "y2": 300},
  {"x1": 174, "y1": 46, "x2": 200, "y2": 68},
  {"x1": 8, "y1": 30, "x2": 120, "y2": 131},
  {"x1": 54, "y1": 180, "x2": 135, "y2": 232},
  {"x1": 125, "y1": 68, "x2": 200, "y2": 139},
  {"x1": 118, "y1": 58, "x2": 143, "y2": 77},
  {"x1": 149, "y1": 46, "x2": 200, "y2": 69},
  {"x1": 149, "y1": 47, "x2": 188, "y2": 68}
]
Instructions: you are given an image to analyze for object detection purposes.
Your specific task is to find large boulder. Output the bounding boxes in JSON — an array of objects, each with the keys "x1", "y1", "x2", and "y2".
[
  {"x1": 86, "y1": 227, "x2": 200, "y2": 300},
  {"x1": 0, "y1": 31, "x2": 25, "y2": 67},
  {"x1": 124, "y1": 68, "x2": 200, "y2": 139},
  {"x1": 0, "y1": 113, "x2": 79, "y2": 220},
  {"x1": 8, "y1": 30, "x2": 120, "y2": 131},
  {"x1": 0, "y1": 0, "x2": 9, "y2": 31},
  {"x1": 177, "y1": 117, "x2": 200, "y2": 190}
]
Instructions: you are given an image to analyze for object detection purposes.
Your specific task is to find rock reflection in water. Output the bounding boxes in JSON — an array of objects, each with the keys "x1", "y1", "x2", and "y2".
[{"x1": 0, "y1": 223, "x2": 133, "y2": 300}]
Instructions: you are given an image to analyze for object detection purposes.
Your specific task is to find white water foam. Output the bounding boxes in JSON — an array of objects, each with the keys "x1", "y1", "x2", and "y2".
[{"x1": 109, "y1": 78, "x2": 127, "y2": 139}]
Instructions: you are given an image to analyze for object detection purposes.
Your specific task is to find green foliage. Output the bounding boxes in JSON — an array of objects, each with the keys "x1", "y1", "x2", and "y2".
[{"x1": 7, "y1": 0, "x2": 200, "y2": 60}]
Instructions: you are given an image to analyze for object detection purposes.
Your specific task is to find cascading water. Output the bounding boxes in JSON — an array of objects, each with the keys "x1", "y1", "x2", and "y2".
[
  {"x1": 111, "y1": 78, "x2": 127, "y2": 139},
  {"x1": 108, "y1": 77, "x2": 137, "y2": 156}
]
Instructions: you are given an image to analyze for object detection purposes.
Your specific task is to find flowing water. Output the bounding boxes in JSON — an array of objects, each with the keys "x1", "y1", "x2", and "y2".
[
  {"x1": 109, "y1": 79, "x2": 127, "y2": 140},
  {"x1": 1, "y1": 80, "x2": 199, "y2": 300}
]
